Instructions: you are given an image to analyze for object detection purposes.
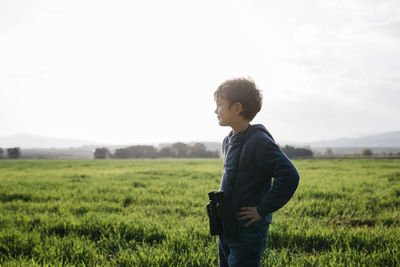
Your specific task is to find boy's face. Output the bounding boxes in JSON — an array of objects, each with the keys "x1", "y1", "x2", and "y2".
[{"x1": 214, "y1": 98, "x2": 238, "y2": 127}]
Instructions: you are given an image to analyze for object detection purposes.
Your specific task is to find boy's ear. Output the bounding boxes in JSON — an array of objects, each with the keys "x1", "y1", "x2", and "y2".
[{"x1": 232, "y1": 102, "x2": 244, "y2": 114}]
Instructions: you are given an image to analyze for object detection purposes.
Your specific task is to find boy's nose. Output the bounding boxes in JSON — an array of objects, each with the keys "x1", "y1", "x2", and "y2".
[{"x1": 214, "y1": 108, "x2": 218, "y2": 114}]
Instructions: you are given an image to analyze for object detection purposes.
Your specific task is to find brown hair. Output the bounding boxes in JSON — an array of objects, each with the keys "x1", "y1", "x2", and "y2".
[{"x1": 214, "y1": 77, "x2": 263, "y2": 121}]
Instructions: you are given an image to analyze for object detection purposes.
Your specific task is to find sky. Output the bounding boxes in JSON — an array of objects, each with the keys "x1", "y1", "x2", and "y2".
[{"x1": 1, "y1": 0, "x2": 399, "y2": 145}]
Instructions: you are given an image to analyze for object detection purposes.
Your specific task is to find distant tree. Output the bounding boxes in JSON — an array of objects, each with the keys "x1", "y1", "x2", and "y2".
[
  {"x1": 296, "y1": 148, "x2": 313, "y2": 158},
  {"x1": 157, "y1": 143, "x2": 219, "y2": 158},
  {"x1": 324, "y1": 148, "x2": 333, "y2": 156},
  {"x1": 114, "y1": 147, "x2": 130, "y2": 158},
  {"x1": 158, "y1": 147, "x2": 172, "y2": 158},
  {"x1": 114, "y1": 145, "x2": 157, "y2": 158},
  {"x1": 191, "y1": 143, "x2": 207, "y2": 157},
  {"x1": 94, "y1": 147, "x2": 111, "y2": 159},
  {"x1": 210, "y1": 150, "x2": 220, "y2": 158},
  {"x1": 113, "y1": 142, "x2": 219, "y2": 159},
  {"x1": 171, "y1": 142, "x2": 189, "y2": 158},
  {"x1": 361, "y1": 148, "x2": 373, "y2": 157},
  {"x1": 281, "y1": 145, "x2": 293, "y2": 157},
  {"x1": 130, "y1": 145, "x2": 157, "y2": 158},
  {"x1": 282, "y1": 145, "x2": 313, "y2": 158},
  {"x1": 7, "y1": 147, "x2": 21, "y2": 159},
  {"x1": 190, "y1": 143, "x2": 220, "y2": 158},
  {"x1": 0, "y1": 148, "x2": 4, "y2": 159}
]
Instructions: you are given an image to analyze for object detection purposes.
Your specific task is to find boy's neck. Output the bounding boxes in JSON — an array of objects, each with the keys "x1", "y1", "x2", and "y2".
[{"x1": 231, "y1": 121, "x2": 250, "y2": 134}]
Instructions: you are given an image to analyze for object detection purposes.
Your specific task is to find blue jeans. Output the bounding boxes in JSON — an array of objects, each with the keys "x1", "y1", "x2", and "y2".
[{"x1": 218, "y1": 220, "x2": 270, "y2": 267}]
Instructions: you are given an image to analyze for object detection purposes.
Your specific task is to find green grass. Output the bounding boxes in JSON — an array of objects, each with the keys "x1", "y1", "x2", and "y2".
[{"x1": 0, "y1": 159, "x2": 399, "y2": 266}]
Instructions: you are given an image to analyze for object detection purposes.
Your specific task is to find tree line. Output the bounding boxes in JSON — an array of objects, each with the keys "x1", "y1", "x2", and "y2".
[
  {"x1": 281, "y1": 145, "x2": 313, "y2": 158},
  {"x1": 280, "y1": 146, "x2": 400, "y2": 158},
  {"x1": 3, "y1": 145, "x2": 398, "y2": 160},
  {"x1": 0, "y1": 147, "x2": 21, "y2": 159},
  {"x1": 94, "y1": 142, "x2": 220, "y2": 159}
]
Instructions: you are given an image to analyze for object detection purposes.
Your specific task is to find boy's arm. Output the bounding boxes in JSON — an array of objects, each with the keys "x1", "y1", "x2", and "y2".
[{"x1": 255, "y1": 138, "x2": 300, "y2": 217}]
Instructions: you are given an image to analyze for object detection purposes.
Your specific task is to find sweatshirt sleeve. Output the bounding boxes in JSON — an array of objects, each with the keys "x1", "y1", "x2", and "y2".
[{"x1": 255, "y1": 137, "x2": 300, "y2": 217}]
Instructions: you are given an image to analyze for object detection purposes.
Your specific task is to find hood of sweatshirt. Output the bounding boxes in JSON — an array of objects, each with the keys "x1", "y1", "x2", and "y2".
[
  {"x1": 227, "y1": 124, "x2": 274, "y2": 145},
  {"x1": 248, "y1": 124, "x2": 275, "y2": 141}
]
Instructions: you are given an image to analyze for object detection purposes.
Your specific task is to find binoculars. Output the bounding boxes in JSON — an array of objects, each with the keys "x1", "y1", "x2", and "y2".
[{"x1": 206, "y1": 191, "x2": 225, "y2": 236}]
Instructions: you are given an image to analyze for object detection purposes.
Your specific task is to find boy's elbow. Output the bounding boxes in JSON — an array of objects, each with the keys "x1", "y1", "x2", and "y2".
[
  {"x1": 291, "y1": 169, "x2": 300, "y2": 192},
  {"x1": 293, "y1": 167, "x2": 300, "y2": 182},
  {"x1": 282, "y1": 165, "x2": 299, "y2": 193},
  {"x1": 278, "y1": 166, "x2": 300, "y2": 195}
]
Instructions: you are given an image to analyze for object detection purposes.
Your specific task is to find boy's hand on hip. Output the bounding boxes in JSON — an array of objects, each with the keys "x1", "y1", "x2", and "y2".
[{"x1": 237, "y1": 207, "x2": 262, "y2": 227}]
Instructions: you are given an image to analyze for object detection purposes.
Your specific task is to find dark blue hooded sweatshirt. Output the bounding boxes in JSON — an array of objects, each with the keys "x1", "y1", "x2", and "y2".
[{"x1": 220, "y1": 124, "x2": 299, "y2": 232}]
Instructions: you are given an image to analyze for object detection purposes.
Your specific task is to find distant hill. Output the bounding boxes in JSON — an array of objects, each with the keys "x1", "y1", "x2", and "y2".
[
  {"x1": 0, "y1": 134, "x2": 103, "y2": 149},
  {"x1": 309, "y1": 131, "x2": 400, "y2": 148}
]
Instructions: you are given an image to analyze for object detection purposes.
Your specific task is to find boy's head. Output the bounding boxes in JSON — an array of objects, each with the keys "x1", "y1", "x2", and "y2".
[{"x1": 214, "y1": 77, "x2": 262, "y2": 122}]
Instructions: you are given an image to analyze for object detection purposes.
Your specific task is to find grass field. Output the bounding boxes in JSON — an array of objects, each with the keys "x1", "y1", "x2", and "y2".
[{"x1": 0, "y1": 159, "x2": 399, "y2": 266}]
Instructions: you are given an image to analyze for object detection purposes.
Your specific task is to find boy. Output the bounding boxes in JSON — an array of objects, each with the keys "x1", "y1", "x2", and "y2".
[{"x1": 213, "y1": 78, "x2": 300, "y2": 267}]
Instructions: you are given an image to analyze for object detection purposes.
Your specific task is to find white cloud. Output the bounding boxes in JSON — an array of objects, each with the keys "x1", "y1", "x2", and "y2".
[{"x1": 0, "y1": 0, "x2": 399, "y2": 143}]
